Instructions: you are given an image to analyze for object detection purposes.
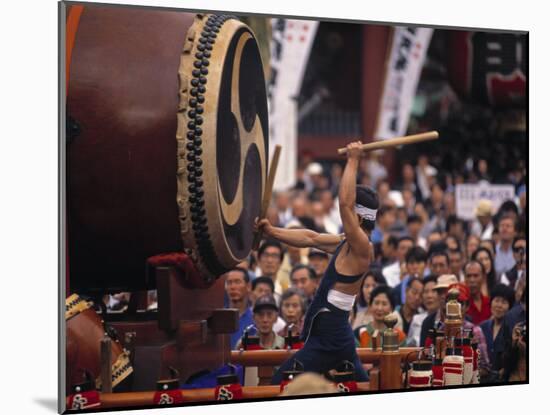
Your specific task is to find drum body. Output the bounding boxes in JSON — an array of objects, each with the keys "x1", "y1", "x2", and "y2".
[
  {"x1": 66, "y1": 294, "x2": 132, "y2": 394},
  {"x1": 67, "y1": 6, "x2": 268, "y2": 293}
]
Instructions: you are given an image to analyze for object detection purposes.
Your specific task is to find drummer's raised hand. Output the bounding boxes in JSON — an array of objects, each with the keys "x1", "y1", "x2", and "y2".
[{"x1": 346, "y1": 141, "x2": 363, "y2": 160}]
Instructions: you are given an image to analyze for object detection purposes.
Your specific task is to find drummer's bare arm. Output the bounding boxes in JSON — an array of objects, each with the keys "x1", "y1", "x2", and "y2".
[
  {"x1": 255, "y1": 218, "x2": 342, "y2": 253},
  {"x1": 339, "y1": 141, "x2": 371, "y2": 264}
]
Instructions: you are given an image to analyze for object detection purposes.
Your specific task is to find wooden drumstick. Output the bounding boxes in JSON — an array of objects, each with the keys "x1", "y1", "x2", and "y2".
[
  {"x1": 337, "y1": 131, "x2": 439, "y2": 155},
  {"x1": 252, "y1": 145, "x2": 282, "y2": 251}
]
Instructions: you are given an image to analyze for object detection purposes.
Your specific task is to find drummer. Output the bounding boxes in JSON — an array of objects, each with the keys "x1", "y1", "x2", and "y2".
[{"x1": 256, "y1": 141, "x2": 376, "y2": 383}]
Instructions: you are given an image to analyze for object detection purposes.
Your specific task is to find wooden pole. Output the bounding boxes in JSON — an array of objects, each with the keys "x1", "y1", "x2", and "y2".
[
  {"x1": 229, "y1": 348, "x2": 421, "y2": 366},
  {"x1": 337, "y1": 131, "x2": 439, "y2": 155},
  {"x1": 252, "y1": 145, "x2": 282, "y2": 250},
  {"x1": 379, "y1": 351, "x2": 403, "y2": 390},
  {"x1": 100, "y1": 336, "x2": 113, "y2": 393}
]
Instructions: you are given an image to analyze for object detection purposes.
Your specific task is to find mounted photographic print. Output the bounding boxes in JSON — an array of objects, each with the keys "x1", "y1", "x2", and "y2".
[{"x1": 60, "y1": 1, "x2": 527, "y2": 412}]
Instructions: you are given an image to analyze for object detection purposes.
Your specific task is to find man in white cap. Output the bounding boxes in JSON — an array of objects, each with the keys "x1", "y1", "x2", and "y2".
[
  {"x1": 419, "y1": 274, "x2": 459, "y2": 346},
  {"x1": 418, "y1": 275, "x2": 490, "y2": 373},
  {"x1": 304, "y1": 162, "x2": 324, "y2": 193},
  {"x1": 470, "y1": 199, "x2": 494, "y2": 241}
]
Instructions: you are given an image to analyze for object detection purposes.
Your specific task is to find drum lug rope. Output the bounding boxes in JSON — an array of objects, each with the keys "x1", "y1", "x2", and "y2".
[{"x1": 177, "y1": 13, "x2": 238, "y2": 281}]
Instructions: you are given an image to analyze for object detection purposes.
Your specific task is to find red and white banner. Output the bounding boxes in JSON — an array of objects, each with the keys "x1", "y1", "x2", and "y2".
[
  {"x1": 268, "y1": 18, "x2": 318, "y2": 191},
  {"x1": 375, "y1": 27, "x2": 433, "y2": 140}
]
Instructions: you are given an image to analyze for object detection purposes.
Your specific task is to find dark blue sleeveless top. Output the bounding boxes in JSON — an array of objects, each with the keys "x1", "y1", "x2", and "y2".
[{"x1": 301, "y1": 240, "x2": 364, "y2": 341}]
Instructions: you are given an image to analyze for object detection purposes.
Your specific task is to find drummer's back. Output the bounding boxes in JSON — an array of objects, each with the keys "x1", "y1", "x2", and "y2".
[{"x1": 315, "y1": 239, "x2": 367, "y2": 299}]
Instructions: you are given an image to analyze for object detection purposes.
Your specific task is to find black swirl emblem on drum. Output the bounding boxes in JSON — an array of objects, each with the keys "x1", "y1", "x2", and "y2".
[{"x1": 217, "y1": 27, "x2": 268, "y2": 260}]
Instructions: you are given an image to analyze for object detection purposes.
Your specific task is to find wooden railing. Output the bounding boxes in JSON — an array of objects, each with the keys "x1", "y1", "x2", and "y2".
[
  {"x1": 67, "y1": 347, "x2": 420, "y2": 410},
  {"x1": 230, "y1": 347, "x2": 421, "y2": 390},
  {"x1": 71, "y1": 383, "x2": 372, "y2": 409}
]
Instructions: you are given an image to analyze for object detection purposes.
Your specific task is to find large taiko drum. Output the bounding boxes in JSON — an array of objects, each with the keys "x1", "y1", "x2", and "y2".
[{"x1": 67, "y1": 6, "x2": 268, "y2": 293}]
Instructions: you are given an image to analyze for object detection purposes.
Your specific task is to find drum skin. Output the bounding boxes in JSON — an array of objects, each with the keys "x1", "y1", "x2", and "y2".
[{"x1": 67, "y1": 7, "x2": 268, "y2": 293}]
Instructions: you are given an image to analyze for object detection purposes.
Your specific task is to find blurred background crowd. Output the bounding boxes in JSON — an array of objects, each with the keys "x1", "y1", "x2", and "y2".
[
  {"x1": 221, "y1": 146, "x2": 526, "y2": 384},
  {"x1": 102, "y1": 20, "x2": 527, "y2": 386}
]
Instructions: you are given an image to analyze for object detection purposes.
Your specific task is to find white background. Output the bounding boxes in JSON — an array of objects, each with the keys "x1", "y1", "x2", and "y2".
[{"x1": 0, "y1": 0, "x2": 542, "y2": 414}]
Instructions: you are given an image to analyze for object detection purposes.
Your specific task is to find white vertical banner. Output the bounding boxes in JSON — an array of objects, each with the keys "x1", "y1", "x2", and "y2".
[
  {"x1": 374, "y1": 27, "x2": 433, "y2": 140},
  {"x1": 268, "y1": 18, "x2": 319, "y2": 191}
]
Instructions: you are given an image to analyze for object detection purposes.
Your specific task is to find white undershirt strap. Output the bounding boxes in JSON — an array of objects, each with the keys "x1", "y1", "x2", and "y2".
[{"x1": 327, "y1": 289, "x2": 356, "y2": 311}]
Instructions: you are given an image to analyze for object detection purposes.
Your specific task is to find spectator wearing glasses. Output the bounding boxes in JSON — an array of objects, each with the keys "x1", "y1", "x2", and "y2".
[
  {"x1": 494, "y1": 213, "x2": 518, "y2": 276},
  {"x1": 225, "y1": 268, "x2": 254, "y2": 349},
  {"x1": 395, "y1": 277, "x2": 424, "y2": 335},
  {"x1": 502, "y1": 237, "x2": 527, "y2": 300},
  {"x1": 257, "y1": 240, "x2": 285, "y2": 305},
  {"x1": 406, "y1": 275, "x2": 440, "y2": 346}
]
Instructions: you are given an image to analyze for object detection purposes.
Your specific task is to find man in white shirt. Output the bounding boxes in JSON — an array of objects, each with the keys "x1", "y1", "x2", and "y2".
[
  {"x1": 406, "y1": 275, "x2": 440, "y2": 346},
  {"x1": 494, "y1": 214, "x2": 517, "y2": 276},
  {"x1": 501, "y1": 237, "x2": 526, "y2": 293},
  {"x1": 274, "y1": 191, "x2": 293, "y2": 227},
  {"x1": 383, "y1": 236, "x2": 414, "y2": 287},
  {"x1": 470, "y1": 199, "x2": 494, "y2": 241},
  {"x1": 256, "y1": 240, "x2": 285, "y2": 306}
]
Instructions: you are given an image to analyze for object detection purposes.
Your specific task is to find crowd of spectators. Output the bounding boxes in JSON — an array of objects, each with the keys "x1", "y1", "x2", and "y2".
[
  {"x1": 100, "y1": 149, "x2": 526, "y2": 385},
  {"x1": 222, "y1": 151, "x2": 527, "y2": 384}
]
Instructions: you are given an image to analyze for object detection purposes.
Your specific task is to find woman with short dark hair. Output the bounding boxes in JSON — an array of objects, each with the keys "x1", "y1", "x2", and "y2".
[
  {"x1": 353, "y1": 285, "x2": 406, "y2": 348},
  {"x1": 278, "y1": 287, "x2": 307, "y2": 337},
  {"x1": 479, "y1": 283, "x2": 515, "y2": 380},
  {"x1": 350, "y1": 270, "x2": 387, "y2": 329}
]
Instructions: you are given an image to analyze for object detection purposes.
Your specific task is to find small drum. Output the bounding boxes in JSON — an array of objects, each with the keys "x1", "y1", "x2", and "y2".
[
  {"x1": 66, "y1": 294, "x2": 133, "y2": 394},
  {"x1": 408, "y1": 360, "x2": 433, "y2": 388},
  {"x1": 67, "y1": 6, "x2": 268, "y2": 292},
  {"x1": 442, "y1": 347, "x2": 464, "y2": 386}
]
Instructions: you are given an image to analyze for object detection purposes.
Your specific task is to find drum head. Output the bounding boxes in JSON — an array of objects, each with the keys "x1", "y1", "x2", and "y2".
[{"x1": 177, "y1": 14, "x2": 269, "y2": 280}]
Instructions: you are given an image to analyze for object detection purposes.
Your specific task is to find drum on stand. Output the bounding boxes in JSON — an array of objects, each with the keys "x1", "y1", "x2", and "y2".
[
  {"x1": 65, "y1": 294, "x2": 133, "y2": 394},
  {"x1": 67, "y1": 6, "x2": 268, "y2": 293}
]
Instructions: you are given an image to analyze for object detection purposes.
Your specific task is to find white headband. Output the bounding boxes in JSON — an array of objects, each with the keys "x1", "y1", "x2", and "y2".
[{"x1": 355, "y1": 204, "x2": 377, "y2": 221}]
